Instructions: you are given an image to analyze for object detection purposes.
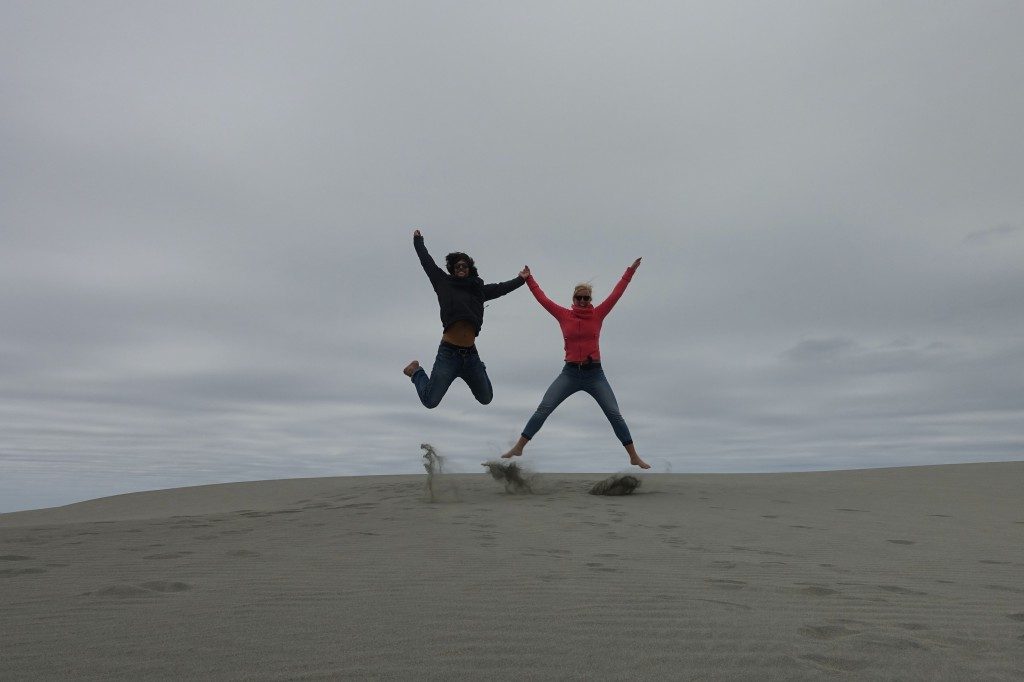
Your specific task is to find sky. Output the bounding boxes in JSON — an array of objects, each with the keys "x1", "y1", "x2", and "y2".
[{"x1": 2, "y1": 1, "x2": 1023, "y2": 512}]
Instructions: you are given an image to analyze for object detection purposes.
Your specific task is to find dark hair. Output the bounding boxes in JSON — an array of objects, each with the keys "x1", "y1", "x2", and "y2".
[{"x1": 445, "y1": 252, "x2": 478, "y2": 277}]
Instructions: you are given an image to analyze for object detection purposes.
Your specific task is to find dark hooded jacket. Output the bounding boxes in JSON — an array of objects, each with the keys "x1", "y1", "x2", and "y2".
[{"x1": 414, "y1": 234, "x2": 525, "y2": 337}]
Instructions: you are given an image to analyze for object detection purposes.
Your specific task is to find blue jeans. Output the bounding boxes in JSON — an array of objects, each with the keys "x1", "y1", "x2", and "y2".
[
  {"x1": 521, "y1": 364, "x2": 633, "y2": 445},
  {"x1": 411, "y1": 342, "x2": 493, "y2": 408}
]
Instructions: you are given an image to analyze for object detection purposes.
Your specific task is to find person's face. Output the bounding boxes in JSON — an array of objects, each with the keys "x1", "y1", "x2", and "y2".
[
  {"x1": 452, "y1": 260, "x2": 471, "y2": 278},
  {"x1": 573, "y1": 290, "x2": 592, "y2": 307}
]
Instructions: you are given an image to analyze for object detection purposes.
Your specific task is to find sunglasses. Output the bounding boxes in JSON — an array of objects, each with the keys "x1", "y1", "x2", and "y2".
[
  {"x1": 452, "y1": 262, "x2": 470, "y2": 271},
  {"x1": 574, "y1": 295, "x2": 591, "y2": 302}
]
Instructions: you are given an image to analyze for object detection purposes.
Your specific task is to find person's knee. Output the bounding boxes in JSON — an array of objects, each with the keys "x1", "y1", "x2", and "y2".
[
  {"x1": 422, "y1": 394, "x2": 443, "y2": 409},
  {"x1": 474, "y1": 384, "x2": 493, "y2": 405},
  {"x1": 606, "y1": 405, "x2": 622, "y2": 417}
]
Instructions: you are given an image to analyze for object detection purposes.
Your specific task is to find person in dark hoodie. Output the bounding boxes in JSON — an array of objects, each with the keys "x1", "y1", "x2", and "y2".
[{"x1": 404, "y1": 229, "x2": 528, "y2": 408}]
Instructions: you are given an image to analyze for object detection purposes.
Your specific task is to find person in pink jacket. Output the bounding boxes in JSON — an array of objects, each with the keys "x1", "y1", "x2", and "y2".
[{"x1": 502, "y1": 258, "x2": 650, "y2": 469}]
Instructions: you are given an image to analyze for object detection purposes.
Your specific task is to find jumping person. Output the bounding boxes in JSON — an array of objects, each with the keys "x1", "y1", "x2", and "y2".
[
  {"x1": 502, "y1": 259, "x2": 650, "y2": 469},
  {"x1": 404, "y1": 229, "x2": 527, "y2": 408}
]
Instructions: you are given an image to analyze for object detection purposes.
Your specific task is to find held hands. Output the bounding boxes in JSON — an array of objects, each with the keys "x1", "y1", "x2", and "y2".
[
  {"x1": 631, "y1": 257, "x2": 642, "y2": 270},
  {"x1": 519, "y1": 265, "x2": 531, "y2": 279},
  {"x1": 413, "y1": 229, "x2": 422, "y2": 237}
]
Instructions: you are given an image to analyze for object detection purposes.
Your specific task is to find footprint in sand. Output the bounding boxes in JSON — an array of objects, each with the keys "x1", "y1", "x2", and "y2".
[
  {"x1": 227, "y1": 550, "x2": 261, "y2": 557},
  {"x1": 886, "y1": 539, "x2": 916, "y2": 545},
  {"x1": 858, "y1": 635, "x2": 928, "y2": 652},
  {"x1": 143, "y1": 551, "x2": 194, "y2": 560},
  {"x1": 694, "y1": 598, "x2": 751, "y2": 611},
  {"x1": 799, "y1": 654, "x2": 869, "y2": 672},
  {"x1": 706, "y1": 578, "x2": 746, "y2": 590},
  {"x1": 798, "y1": 624, "x2": 860, "y2": 640},
  {"x1": 0, "y1": 567, "x2": 47, "y2": 577},
  {"x1": 877, "y1": 585, "x2": 928, "y2": 596},
  {"x1": 139, "y1": 581, "x2": 192, "y2": 593},
  {"x1": 797, "y1": 584, "x2": 839, "y2": 597},
  {"x1": 979, "y1": 559, "x2": 1012, "y2": 565},
  {"x1": 985, "y1": 584, "x2": 1024, "y2": 594},
  {"x1": 897, "y1": 622, "x2": 930, "y2": 631},
  {"x1": 92, "y1": 581, "x2": 192, "y2": 597},
  {"x1": 1007, "y1": 613, "x2": 1024, "y2": 622},
  {"x1": 0, "y1": 555, "x2": 34, "y2": 561},
  {"x1": 94, "y1": 585, "x2": 154, "y2": 597},
  {"x1": 834, "y1": 508, "x2": 869, "y2": 513}
]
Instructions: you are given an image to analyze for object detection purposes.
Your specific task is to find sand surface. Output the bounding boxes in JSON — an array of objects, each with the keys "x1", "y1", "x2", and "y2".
[{"x1": 3, "y1": 462, "x2": 1023, "y2": 680}]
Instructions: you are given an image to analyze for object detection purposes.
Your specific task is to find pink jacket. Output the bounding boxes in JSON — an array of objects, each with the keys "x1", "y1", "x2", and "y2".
[{"x1": 526, "y1": 267, "x2": 636, "y2": 363}]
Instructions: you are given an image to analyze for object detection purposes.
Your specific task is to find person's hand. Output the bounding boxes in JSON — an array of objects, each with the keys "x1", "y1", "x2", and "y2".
[
  {"x1": 414, "y1": 229, "x2": 422, "y2": 238},
  {"x1": 631, "y1": 257, "x2": 642, "y2": 270},
  {"x1": 519, "y1": 265, "x2": 531, "y2": 279}
]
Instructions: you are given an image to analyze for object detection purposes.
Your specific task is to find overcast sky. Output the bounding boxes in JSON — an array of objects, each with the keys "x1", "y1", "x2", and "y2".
[{"x1": 2, "y1": 1, "x2": 1022, "y2": 512}]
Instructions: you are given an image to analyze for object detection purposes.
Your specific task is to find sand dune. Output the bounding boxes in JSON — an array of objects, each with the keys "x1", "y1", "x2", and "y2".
[{"x1": 2, "y1": 462, "x2": 1023, "y2": 680}]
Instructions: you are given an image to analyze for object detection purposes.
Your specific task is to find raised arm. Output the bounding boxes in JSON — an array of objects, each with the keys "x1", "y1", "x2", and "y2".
[
  {"x1": 525, "y1": 270, "x2": 570, "y2": 319},
  {"x1": 594, "y1": 257, "x2": 641, "y2": 317},
  {"x1": 413, "y1": 229, "x2": 446, "y2": 287}
]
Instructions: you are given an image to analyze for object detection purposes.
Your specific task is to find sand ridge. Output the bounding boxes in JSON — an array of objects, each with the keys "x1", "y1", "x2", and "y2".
[{"x1": 2, "y1": 462, "x2": 1023, "y2": 679}]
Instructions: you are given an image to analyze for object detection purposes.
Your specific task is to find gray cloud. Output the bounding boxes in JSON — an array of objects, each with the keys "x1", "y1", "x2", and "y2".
[{"x1": 964, "y1": 224, "x2": 1023, "y2": 245}]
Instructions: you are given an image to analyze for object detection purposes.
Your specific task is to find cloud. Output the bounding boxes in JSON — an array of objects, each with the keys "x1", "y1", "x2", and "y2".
[
  {"x1": 2, "y1": 2, "x2": 1023, "y2": 511},
  {"x1": 781, "y1": 337, "x2": 860, "y2": 363},
  {"x1": 964, "y1": 224, "x2": 1023, "y2": 245}
]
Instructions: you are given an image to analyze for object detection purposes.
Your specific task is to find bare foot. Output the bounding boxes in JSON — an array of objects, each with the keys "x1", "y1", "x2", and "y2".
[
  {"x1": 501, "y1": 436, "x2": 529, "y2": 459},
  {"x1": 403, "y1": 361, "x2": 420, "y2": 377},
  {"x1": 629, "y1": 455, "x2": 651, "y2": 469},
  {"x1": 625, "y1": 443, "x2": 650, "y2": 469}
]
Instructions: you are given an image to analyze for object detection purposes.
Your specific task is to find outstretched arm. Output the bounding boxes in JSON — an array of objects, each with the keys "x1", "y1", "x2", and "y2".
[
  {"x1": 525, "y1": 269, "x2": 570, "y2": 319},
  {"x1": 413, "y1": 229, "x2": 446, "y2": 286},
  {"x1": 595, "y1": 257, "x2": 641, "y2": 317},
  {"x1": 482, "y1": 264, "x2": 529, "y2": 301}
]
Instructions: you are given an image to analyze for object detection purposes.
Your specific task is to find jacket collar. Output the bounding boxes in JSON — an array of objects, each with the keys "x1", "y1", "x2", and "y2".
[{"x1": 449, "y1": 274, "x2": 483, "y2": 289}]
